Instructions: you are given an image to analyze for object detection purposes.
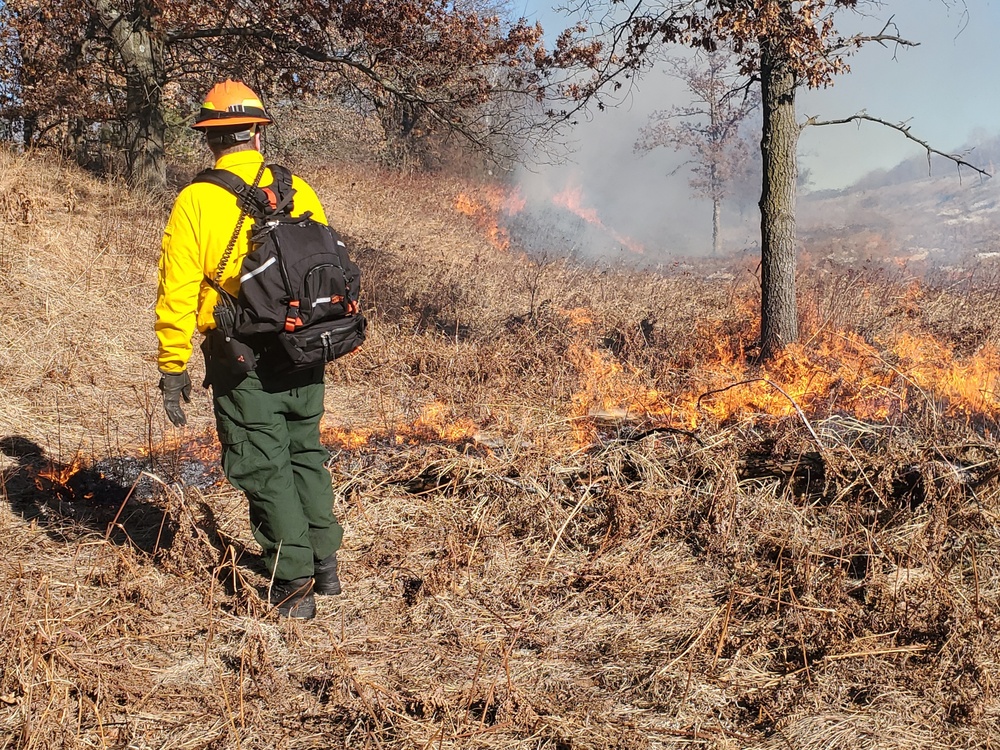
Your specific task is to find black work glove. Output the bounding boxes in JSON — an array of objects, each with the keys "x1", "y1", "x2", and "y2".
[{"x1": 158, "y1": 371, "x2": 192, "y2": 427}]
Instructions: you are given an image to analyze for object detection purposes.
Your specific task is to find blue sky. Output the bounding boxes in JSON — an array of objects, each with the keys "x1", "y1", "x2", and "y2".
[{"x1": 517, "y1": 0, "x2": 1000, "y2": 190}]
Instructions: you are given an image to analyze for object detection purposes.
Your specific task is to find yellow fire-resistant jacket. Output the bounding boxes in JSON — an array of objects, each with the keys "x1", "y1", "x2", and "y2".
[{"x1": 155, "y1": 151, "x2": 328, "y2": 374}]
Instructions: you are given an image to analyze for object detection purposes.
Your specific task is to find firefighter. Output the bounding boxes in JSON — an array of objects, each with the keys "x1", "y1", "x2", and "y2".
[{"x1": 155, "y1": 80, "x2": 342, "y2": 619}]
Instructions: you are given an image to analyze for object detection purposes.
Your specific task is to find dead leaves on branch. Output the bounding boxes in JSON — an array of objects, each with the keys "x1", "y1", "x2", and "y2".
[
  {"x1": 548, "y1": 0, "x2": 877, "y2": 106},
  {"x1": 2, "y1": 0, "x2": 549, "y2": 159}
]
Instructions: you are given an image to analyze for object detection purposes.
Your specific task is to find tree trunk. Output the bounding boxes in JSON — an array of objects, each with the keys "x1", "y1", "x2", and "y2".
[
  {"x1": 377, "y1": 97, "x2": 424, "y2": 168},
  {"x1": 123, "y1": 59, "x2": 167, "y2": 188},
  {"x1": 709, "y1": 159, "x2": 721, "y2": 255},
  {"x1": 93, "y1": 0, "x2": 167, "y2": 188},
  {"x1": 21, "y1": 115, "x2": 36, "y2": 150},
  {"x1": 758, "y1": 41, "x2": 799, "y2": 361},
  {"x1": 712, "y1": 195, "x2": 721, "y2": 256}
]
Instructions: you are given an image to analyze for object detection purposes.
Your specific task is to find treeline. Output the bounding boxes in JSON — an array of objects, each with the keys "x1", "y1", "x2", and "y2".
[{"x1": 0, "y1": 0, "x2": 551, "y2": 186}]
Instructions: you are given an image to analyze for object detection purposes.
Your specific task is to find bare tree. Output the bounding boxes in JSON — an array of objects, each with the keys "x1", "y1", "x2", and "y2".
[{"x1": 636, "y1": 52, "x2": 758, "y2": 255}]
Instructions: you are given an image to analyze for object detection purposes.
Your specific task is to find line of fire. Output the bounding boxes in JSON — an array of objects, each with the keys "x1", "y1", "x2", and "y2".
[{"x1": 27, "y1": 180, "x2": 1000, "y2": 512}]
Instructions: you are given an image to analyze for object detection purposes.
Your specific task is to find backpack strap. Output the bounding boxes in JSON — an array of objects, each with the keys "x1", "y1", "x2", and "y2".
[
  {"x1": 264, "y1": 164, "x2": 295, "y2": 214},
  {"x1": 192, "y1": 167, "x2": 270, "y2": 217},
  {"x1": 192, "y1": 163, "x2": 297, "y2": 215},
  {"x1": 192, "y1": 161, "x2": 267, "y2": 296}
]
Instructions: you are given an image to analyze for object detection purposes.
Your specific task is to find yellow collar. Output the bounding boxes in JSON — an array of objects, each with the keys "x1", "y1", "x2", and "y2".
[{"x1": 213, "y1": 151, "x2": 265, "y2": 170}]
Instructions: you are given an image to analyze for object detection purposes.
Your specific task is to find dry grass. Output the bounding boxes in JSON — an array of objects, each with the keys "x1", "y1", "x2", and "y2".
[{"x1": 3, "y1": 148, "x2": 1000, "y2": 749}]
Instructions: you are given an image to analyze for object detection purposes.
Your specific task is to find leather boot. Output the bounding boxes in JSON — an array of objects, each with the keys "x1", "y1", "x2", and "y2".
[
  {"x1": 313, "y1": 552, "x2": 342, "y2": 596},
  {"x1": 269, "y1": 576, "x2": 316, "y2": 619}
]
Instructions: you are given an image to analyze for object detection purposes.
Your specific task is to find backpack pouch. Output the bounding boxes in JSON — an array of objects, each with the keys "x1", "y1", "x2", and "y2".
[
  {"x1": 278, "y1": 314, "x2": 367, "y2": 370},
  {"x1": 275, "y1": 221, "x2": 352, "y2": 327},
  {"x1": 299, "y1": 263, "x2": 349, "y2": 325}
]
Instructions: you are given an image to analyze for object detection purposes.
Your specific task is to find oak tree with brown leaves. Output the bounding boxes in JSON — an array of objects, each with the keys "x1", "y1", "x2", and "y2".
[
  {"x1": 0, "y1": 0, "x2": 545, "y2": 187},
  {"x1": 547, "y1": 0, "x2": 987, "y2": 360}
]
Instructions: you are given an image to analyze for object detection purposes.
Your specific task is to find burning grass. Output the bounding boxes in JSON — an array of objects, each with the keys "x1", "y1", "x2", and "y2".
[{"x1": 4, "y1": 150, "x2": 1000, "y2": 748}]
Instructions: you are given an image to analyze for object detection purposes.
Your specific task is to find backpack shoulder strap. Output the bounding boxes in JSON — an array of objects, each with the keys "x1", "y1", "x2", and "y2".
[
  {"x1": 192, "y1": 161, "x2": 267, "y2": 289},
  {"x1": 265, "y1": 164, "x2": 296, "y2": 214},
  {"x1": 192, "y1": 167, "x2": 270, "y2": 216},
  {"x1": 192, "y1": 167, "x2": 251, "y2": 197}
]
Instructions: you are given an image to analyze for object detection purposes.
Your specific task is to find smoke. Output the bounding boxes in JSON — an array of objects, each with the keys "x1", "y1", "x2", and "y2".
[
  {"x1": 508, "y1": 0, "x2": 1000, "y2": 263},
  {"x1": 511, "y1": 72, "x2": 759, "y2": 261}
]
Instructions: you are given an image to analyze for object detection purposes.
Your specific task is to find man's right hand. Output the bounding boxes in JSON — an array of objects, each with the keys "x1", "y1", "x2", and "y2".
[{"x1": 159, "y1": 371, "x2": 192, "y2": 427}]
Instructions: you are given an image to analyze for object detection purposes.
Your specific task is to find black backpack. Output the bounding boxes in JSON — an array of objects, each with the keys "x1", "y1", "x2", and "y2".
[{"x1": 193, "y1": 164, "x2": 366, "y2": 370}]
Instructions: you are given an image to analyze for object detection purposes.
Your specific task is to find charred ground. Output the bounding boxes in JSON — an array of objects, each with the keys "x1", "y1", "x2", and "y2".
[{"x1": 2, "y1": 149, "x2": 1000, "y2": 749}]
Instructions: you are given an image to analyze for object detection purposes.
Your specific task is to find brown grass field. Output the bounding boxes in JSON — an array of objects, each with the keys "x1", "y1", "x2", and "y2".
[{"x1": 3, "y1": 145, "x2": 1000, "y2": 749}]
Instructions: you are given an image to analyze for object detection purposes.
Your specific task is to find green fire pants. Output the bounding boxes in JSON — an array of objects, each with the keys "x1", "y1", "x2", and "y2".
[{"x1": 211, "y1": 366, "x2": 343, "y2": 582}]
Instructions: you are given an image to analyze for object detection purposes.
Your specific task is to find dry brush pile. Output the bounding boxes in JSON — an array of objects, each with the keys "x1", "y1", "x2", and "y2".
[{"x1": 3, "y1": 149, "x2": 1000, "y2": 749}]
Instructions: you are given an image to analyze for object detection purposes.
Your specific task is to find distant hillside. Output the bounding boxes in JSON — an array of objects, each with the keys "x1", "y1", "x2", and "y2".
[
  {"x1": 821, "y1": 133, "x2": 1000, "y2": 194},
  {"x1": 798, "y1": 133, "x2": 1000, "y2": 266}
]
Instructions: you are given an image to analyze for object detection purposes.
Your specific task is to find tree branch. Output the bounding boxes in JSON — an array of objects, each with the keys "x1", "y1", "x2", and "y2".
[
  {"x1": 802, "y1": 112, "x2": 991, "y2": 180},
  {"x1": 167, "y1": 25, "x2": 359, "y2": 66},
  {"x1": 166, "y1": 24, "x2": 502, "y2": 150},
  {"x1": 829, "y1": 15, "x2": 920, "y2": 55}
]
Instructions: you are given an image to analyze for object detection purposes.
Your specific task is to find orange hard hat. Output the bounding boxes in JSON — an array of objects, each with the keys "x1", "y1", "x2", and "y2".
[{"x1": 192, "y1": 80, "x2": 272, "y2": 129}]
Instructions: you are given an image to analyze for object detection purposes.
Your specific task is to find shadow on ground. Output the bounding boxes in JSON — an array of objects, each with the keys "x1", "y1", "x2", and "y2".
[
  {"x1": 1, "y1": 434, "x2": 285, "y2": 603},
  {"x1": 0, "y1": 435, "x2": 182, "y2": 553}
]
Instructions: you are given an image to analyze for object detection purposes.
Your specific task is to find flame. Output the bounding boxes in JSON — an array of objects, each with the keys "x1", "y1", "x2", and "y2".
[
  {"x1": 552, "y1": 183, "x2": 646, "y2": 256},
  {"x1": 559, "y1": 307, "x2": 595, "y2": 327},
  {"x1": 324, "y1": 426, "x2": 373, "y2": 450},
  {"x1": 454, "y1": 193, "x2": 478, "y2": 216},
  {"x1": 36, "y1": 456, "x2": 88, "y2": 497},
  {"x1": 134, "y1": 431, "x2": 220, "y2": 455},
  {"x1": 552, "y1": 185, "x2": 602, "y2": 226},
  {"x1": 498, "y1": 186, "x2": 526, "y2": 215},
  {"x1": 568, "y1": 327, "x2": 1000, "y2": 447},
  {"x1": 408, "y1": 401, "x2": 478, "y2": 442},
  {"x1": 323, "y1": 401, "x2": 477, "y2": 450},
  {"x1": 454, "y1": 186, "x2": 524, "y2": 252},
  {"x1": 893, "y1": 333, "x2": 1000, "y2": 414},
  {"x1": 457, "y1": 180, "x2": 647, "y2": 256}
]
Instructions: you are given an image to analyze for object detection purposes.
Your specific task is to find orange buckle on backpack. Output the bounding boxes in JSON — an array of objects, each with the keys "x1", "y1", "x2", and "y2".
[
  {"x1": 263, "y1": 187, "x2": 278, "y2": 210},
  {"x1": 284, "y1": 300, "x2": 303, "y2": 332}
]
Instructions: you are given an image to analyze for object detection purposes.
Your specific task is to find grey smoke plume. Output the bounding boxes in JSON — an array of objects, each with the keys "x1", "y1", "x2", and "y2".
[
  {"x1": 509, "y1": 1, "x2": 999, "y2": 263},
  {"x1": 512, "y1": 71, "x2": 758, "y2": 261}
]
